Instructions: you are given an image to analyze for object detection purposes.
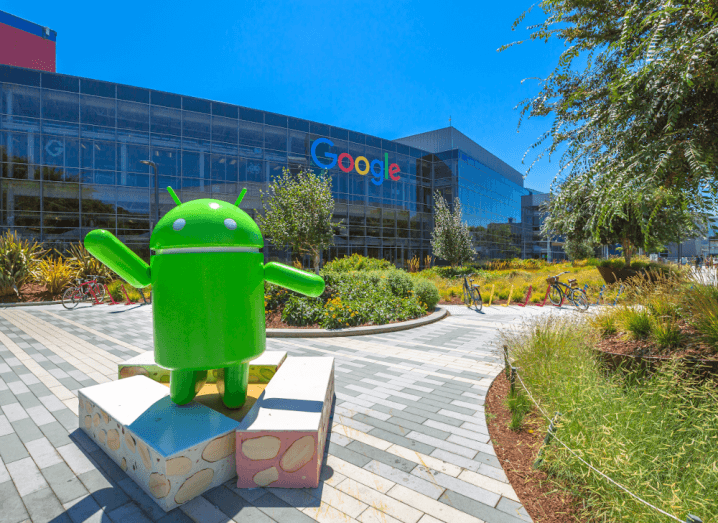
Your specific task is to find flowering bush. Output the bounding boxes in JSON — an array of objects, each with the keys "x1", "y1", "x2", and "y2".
[
  {"x1": 271, "y1": 269, "x2": 433, "y2": 329},
  {"x1": 323, "y1": 253, "x2": 393, "y2": 273}
]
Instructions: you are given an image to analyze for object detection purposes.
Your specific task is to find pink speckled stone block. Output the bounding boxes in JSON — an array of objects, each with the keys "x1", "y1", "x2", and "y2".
[{"x1": 236, "y1": 357, "x2": 334, "y2": 488}]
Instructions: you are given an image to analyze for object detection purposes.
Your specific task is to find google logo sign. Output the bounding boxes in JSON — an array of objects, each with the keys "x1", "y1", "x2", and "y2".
[{"x1": 311, "y1": 138, "x2": 401, "y2": 186}]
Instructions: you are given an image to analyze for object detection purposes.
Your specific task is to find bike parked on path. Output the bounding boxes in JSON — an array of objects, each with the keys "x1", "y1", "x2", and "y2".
[
  {"x1": 462, "y1": 274, "x2": 483, "y2": 311},
  {"x1": 61, "y1": 275, "x2": 107, "y2": 310},
  {"x1": 546, "y1": 271, "x2": 589, "y2": 311}
]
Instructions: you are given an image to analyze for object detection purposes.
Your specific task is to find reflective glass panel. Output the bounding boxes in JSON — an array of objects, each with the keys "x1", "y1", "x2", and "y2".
[
  {"x1": 1, "y1": 84, "x2": 41, "y2": 118},
  {"x1": 81, "y1": 95, "x2": 115, "y2": 127},
  {"x1": 42, "y1": 90, "x2": 79, "y2": 123}
]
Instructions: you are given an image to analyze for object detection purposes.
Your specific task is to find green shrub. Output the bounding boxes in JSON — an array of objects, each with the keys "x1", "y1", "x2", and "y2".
[
  {"x1": 264, "y1": 282, "x2": 290, "y2": 312},
  {"x1": 620, "y1": 307, "x2": 653, "y2": 339},
  {"x1": 323, "y1": 254, "x2": 392, "y2": 273},
  {"x1": 106, "y1": 280, "x2": 152, "y2": 303},
  {"x1": 431, "y1": 265, "x2": 475, "y2": 279},
  {"x1": 598, "y1": 258, "x2": 626, "y2": 270},
  {"x1": 0, "y1": 231, "x2": 45, "y2": 296},
  {"x1": 414, "y1": 280, "x2": 440, "y2": 310},
  {"x1": 586, "y1": 257, "x2": 601, "y2": 266},
  {"x1": 385, "y1": 270, "x2": 413, "y2": 297},
  {"x1": 281, "y1": 295, "x2": 323, "y2": 326},
  {"x1": 629, "y1": 260, "x2": 649, "y2": 270}
]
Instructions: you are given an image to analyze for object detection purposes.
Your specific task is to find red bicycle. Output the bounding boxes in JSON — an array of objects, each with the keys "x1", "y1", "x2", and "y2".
[{"x1": 61, "y1": 275, "x2": 107, "y2": 310}]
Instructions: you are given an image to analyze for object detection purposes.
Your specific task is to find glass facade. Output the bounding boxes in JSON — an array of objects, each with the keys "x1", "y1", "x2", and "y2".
[{"x1": 0, "y1": 64, "x2": 541, "y2": 265}]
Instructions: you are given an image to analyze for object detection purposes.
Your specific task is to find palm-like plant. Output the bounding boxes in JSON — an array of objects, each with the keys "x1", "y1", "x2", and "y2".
[{"x1": 0, "y1": 232, "x2": 46, "y2": 297}]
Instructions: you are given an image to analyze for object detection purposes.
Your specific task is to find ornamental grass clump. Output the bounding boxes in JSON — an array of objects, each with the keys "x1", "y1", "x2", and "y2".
[
  {"x1": 502, "y1": 315, "x2": 718, "y2": 522},
  {"x1": 618, "y1": 307, "x2": 652, "y2": 339},
  {"x1": 686, "y1": 286, "x2": 718, "y2": 352}
]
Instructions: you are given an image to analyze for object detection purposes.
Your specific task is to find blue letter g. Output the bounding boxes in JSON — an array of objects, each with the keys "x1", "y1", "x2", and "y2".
[{"x1": 311, "y1": 138, "x2": 337, "y2": 169}]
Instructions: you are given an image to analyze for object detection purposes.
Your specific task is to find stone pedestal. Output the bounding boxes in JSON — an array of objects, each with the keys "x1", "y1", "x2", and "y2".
[
  {"x1": 117, "y1": 351, "x2": 287, "y2": 384},
  {"x1": 78, "y1": 376, "x2": 239, "y2": 512},
  {"x1": 235, "y1": 357, "x2": 334, "y2": 489}
]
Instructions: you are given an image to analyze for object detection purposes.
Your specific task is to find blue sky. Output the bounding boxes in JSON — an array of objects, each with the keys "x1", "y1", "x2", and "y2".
[{"x1": 9, "y1": 0, "x2": 566, "y2": 192}]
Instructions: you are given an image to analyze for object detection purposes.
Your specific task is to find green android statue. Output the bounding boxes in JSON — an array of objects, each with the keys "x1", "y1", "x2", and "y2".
[{"x1": 84, "y1": 187, "x2": 324, "y2": 409}]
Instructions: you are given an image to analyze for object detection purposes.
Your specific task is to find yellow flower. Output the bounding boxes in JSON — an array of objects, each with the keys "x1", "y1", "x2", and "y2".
[{"x1": 332, "y1": 315, "x2": 336, "y2": 318}]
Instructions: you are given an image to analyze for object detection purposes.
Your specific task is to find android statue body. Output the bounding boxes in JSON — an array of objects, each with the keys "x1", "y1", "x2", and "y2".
[{"x1": 84, "y1": 188, "x2": 324, "y2": 408}]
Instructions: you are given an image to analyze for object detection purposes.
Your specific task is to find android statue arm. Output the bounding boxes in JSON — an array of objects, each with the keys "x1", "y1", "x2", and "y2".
[
  {"x1": 84, "y1": 230, "x2": 151, "y2": 288},
  {"x1": 264, "y1": 262, "x2": 325, "y2": 297}
]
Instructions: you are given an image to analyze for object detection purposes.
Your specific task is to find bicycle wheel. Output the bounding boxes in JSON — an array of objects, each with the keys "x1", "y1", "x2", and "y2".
[
  {"x1": 570, "y1": 289, "x2": 589, "y2": 311},
  {"x1": 549, "y1": 286, "x2": 563, "y2": 306},
  {"x1": 463, "y1": 283, "x2": 473, "y2": 307},
  {"x1": 62, "y1": 287, "x2": 81, "y2": 310},
  {"x1": 471, "y1": 287, "x2": 483, "y2": 312},
  {"x1": 91, "y1": 282, "x2": 106, "y2": 302}
]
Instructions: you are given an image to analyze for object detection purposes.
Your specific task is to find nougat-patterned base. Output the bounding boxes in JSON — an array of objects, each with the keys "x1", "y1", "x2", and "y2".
[
  {"x1": 236, "y1": 357, "x2": 335, "y2": 488},
  {"x1": 117, "y1": 351, "x2": 287, "y2": 384},
  {"x1": 78, "y1": 376, "x2": 239, "y2": 512}
]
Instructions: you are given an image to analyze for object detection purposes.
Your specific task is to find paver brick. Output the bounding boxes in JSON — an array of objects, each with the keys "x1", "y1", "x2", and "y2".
[
  {"x1": 107, "y1": 502, "x2": 153, "y2": 523},
  {"x1": 0, "y1": 480, "x2": 29, "y2": 523},
  {"x1": 438, "y1": 490, "x2": 527, "y2": 523},
  {"x1": 251, "y1": 492, "x2": 318, "y2": 523},
  {"x1": 41, "y1": 462, "x2": 89, "y2": 504},
  {"x1": 0, "y1": 433, "x2": 29, "y2": 463},
  {"x1": 2, "y1": 402, "x2": 28, "y2": 422},
  {"x1": 364, "y1": 460, "x2": 444, "y2": 499},
  {"x1": 11, "y1": 417, "x2": 44, "y2": 443},
  {"x1": 26, "y1": 437, "x2": 64, "y2": 469},
  {"x1": 203, "y1": 485, "x2": 276, "y2": 523},
  {"x1": 336, "y1": 479, "x2": 423, "y2": 523},
  {"x1": 22, "y1": 486, "x2": 70, "y2": 523},
  {"x1": 345, "y1": 440, "x2": 417, "y2": 474}
]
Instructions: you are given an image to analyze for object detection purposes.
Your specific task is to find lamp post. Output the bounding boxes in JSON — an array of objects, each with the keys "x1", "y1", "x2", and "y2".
[{"x1": 140, "y1": 160, "x2": 159, "y2": 231}]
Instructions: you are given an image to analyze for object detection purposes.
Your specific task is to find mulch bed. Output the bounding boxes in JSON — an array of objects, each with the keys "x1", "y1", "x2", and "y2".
[
  {"x1": 596, "y1": 322, "x2": 718, "y2": 361},
  {"x1": 486, "y1": 372, "x2": 584, "y2": 523},
  {"x1": 0, "y1": 283, "x2": 60, "y2": 303}
]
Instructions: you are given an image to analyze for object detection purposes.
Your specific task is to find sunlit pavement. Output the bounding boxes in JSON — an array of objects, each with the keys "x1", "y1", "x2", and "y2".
[{"x1": 0, "y1": 302, "x2": 581, "y2": 523}]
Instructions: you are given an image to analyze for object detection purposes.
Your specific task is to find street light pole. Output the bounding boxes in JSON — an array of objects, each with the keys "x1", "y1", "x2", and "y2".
[{"x1": 140, "y1": 160, "x2": 159, "y2": 230}]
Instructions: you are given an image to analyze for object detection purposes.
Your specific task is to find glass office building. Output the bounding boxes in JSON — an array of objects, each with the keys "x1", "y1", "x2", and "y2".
[{"x1": 0, "y1": 63, "x2": 535, "y2": 265}]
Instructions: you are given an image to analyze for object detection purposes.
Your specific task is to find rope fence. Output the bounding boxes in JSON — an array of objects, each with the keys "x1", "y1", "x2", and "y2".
[{"x1": 503, "y1": 348, "x2": 703, "y2": 523}]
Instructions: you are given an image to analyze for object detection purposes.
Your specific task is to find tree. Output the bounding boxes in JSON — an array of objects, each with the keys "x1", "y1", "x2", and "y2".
[
  {"x1": 563, "y1": 237, "x2": 595, "y2": 261},
  {"x1": 431, "y1": 192, "x2": 475, "y2": 267},
  {"x1": 258, "y1": 167, "x2": 338, "y2": 273},
  {"x1": 503, "y1": 0, "x2": 718, "y2": 237},
  {"x1": 542, "y1": 176, "x2": 702, "y2": 265}
]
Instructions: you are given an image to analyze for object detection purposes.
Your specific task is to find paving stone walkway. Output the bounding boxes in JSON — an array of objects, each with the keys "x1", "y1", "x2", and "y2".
[{"x1": 0, "y1": 303, "x2": 575, "y2": 523}]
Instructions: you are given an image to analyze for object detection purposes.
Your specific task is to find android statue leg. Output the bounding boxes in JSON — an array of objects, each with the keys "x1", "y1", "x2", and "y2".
[
  {"x1": 216, "y1": 363, "x2": 249, "y2": 409},
  {"x1": 169, "y1": 369, "x2": 208, "y2": 405}
]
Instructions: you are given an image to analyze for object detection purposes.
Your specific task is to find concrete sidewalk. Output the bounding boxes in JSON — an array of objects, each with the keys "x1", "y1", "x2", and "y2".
[{"x1": 0, "y1": 302, "x2": 577, "y2": 523}]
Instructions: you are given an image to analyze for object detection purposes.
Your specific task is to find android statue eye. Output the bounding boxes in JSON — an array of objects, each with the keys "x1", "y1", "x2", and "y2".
[
  {"x1": 173, "y1": 218, "x2": 186, "y2": 231},
  {"x1": 224, "y1": 218, "x2": 237, "y2": 230}
]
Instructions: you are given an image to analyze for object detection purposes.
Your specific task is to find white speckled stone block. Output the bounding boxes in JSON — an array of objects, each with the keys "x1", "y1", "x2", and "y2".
[
  {"x1": 78, "y1": 376, "x2": 239, "y2": 512},
  {"x1": 236, "y1": 357, "x2": 334, "y2": 489},
  {"x1": 117, "y1": 351, "x2": 287, "y2": 384}
]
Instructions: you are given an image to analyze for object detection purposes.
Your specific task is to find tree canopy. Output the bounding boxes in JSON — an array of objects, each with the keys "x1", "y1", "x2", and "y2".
[
  {"x1": 431, "y1": 192, "x2": 475, "y2": 266},
  {"x1": 504, "y1": 0, "x2": 718, "y2": 247},
  {"x1": 258, "y1": 167, "x2": 338, "y2": 273}
]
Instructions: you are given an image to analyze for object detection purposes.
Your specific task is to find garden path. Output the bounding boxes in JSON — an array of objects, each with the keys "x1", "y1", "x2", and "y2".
[{"x1": 0, "y1": 302, "x2": 577, "y2": 523}]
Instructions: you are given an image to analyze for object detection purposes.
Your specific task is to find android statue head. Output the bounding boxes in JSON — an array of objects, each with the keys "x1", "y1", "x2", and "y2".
[{"x1": 150, "y1": 188, "x2": 262, "y2": 252}]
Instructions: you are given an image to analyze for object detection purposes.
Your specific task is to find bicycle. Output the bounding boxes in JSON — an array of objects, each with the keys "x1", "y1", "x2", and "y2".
[
  {"x1": 546, "y1": 271, "x2": 589, "y2": 311},
  {"x1": 462, "y1": 274, "x2": 483, "y2": 311},
  {"x1": 62, "y1": 275, "x2": 107, "y2": 310}
]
